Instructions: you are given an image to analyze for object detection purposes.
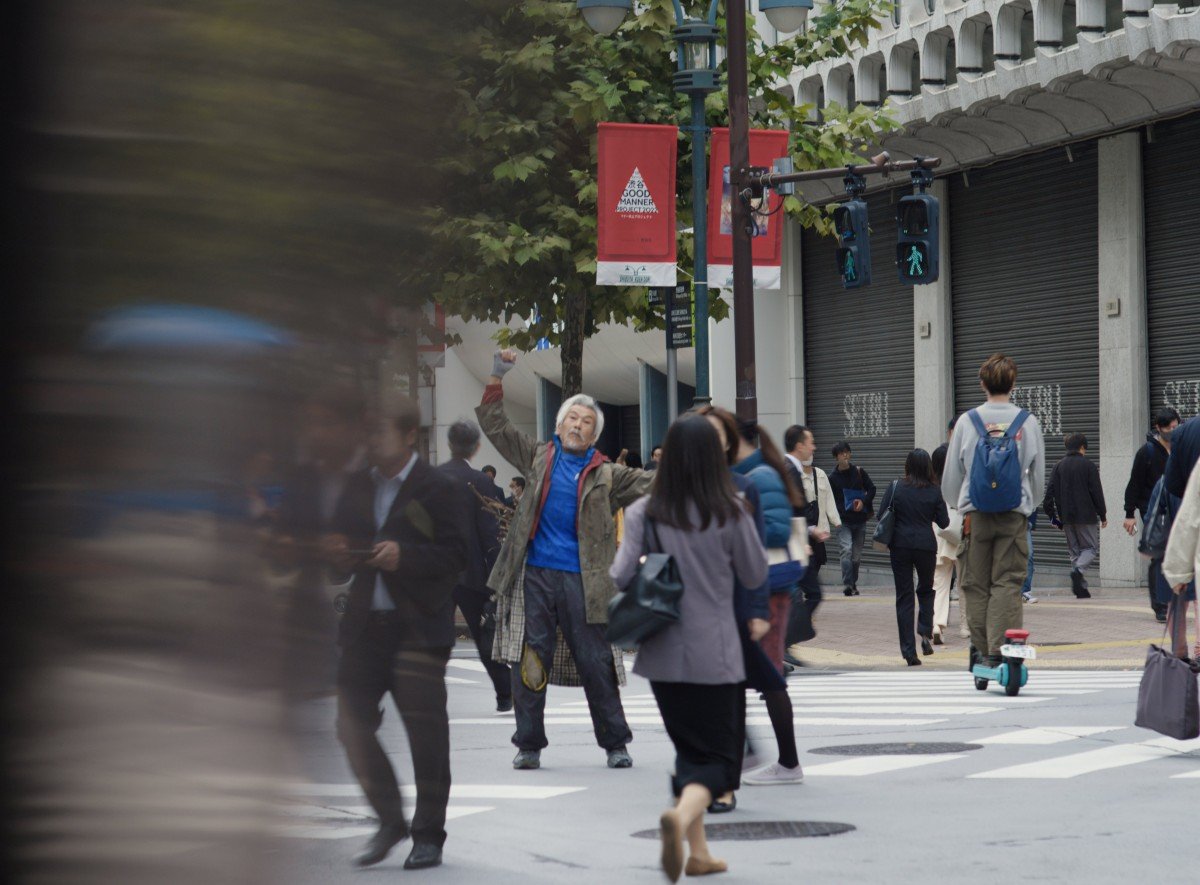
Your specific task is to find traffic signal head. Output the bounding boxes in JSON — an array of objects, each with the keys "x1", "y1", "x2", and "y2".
[
  {"x1": 832, "y1": 199, "x2": 871, "y2": 289},
  {"x1": 895, "y1": 193, "x2": 939, "y2": 285}
]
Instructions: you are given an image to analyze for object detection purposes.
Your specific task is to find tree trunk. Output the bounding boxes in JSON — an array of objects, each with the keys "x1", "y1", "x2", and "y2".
[{"x1": 559, "y1": 286, "x2": 586, "y2": 398}]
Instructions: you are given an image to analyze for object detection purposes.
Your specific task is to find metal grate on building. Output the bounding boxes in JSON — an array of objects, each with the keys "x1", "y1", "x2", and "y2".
[
  {"x1": 950, "y1": 144, "x2": 1100, "y2": 571},
  {"x1": 802, "y1": 187, "x2": 916, "y2": 574},
  {"x1": 1144, "y1": 112, "x2": 1200, "y2": 423}
]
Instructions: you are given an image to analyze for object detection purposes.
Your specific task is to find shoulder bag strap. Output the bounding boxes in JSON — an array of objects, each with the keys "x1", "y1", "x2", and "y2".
[
  {"x1": 643, "y1": 512, "x2": 657, "y2": 554},
  {"x1": 1006, "y1": 409, "x2": 1030, "y2": 438},
  {"x1": 967, "y1": 409, "x2": 988, "y2": 439}
]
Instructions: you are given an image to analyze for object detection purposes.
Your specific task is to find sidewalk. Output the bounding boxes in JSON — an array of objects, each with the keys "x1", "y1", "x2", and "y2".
[{"x1": 789, "y1": 583, "x2": 1176, "y2": 671}]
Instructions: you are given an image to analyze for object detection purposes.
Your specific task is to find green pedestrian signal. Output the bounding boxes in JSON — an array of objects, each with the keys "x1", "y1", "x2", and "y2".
[
  {"x1": 832, "y1": 198, "x2": 870, "y2": 289},
  {"x1": 895, "y1": 190, "x2": 939, "y2": 285}
]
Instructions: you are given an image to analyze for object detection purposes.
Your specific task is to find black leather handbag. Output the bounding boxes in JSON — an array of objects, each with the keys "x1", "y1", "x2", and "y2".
[
  {"x1": 872, "y1": 480, "x2": 899, "y2": 551},
  {"x1": 605, "y1": 517, "x2": 683, "y2": 647}
]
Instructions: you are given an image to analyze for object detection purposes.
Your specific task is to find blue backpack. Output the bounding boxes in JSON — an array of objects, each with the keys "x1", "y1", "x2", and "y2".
[{"x1": 967, "y1": 409, "x2": 1030, "y2": 513}]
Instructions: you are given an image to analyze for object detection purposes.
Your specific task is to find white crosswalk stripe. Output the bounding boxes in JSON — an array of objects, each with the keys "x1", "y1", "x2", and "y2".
[
  {"x1": 969, "y1": 735, "x2": 1200, "y2": 779},
  {"x1": 273, "y1": 784, "x2": 586, "y2": 840},
  {"x1": 478, "y1": 671, "x2": 1141, "y2": 734}
]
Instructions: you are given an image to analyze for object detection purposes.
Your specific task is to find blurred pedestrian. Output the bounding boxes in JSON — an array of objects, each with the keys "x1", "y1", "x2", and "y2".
[
  {"x1": 506, "y1": 475, "x2": 526, "y2": 508},
  {"x1": 275, "y1": 384, "x2": 369, "y2": 698},
  {"x1": 646, "y1": 444, "x2": 663, "y2": 471},
  {"x1": 480, "y1": 464, "x2": 505, "y2": 500},
  {"x1": 877, "y1": 449, "x2": 950, "y2": 665},
  {"x1": 930, "y1": 443, "x2": 963, "y2": 644},
  {"x1": 324, "y1": 400, "x2": 468, "y2": 870},
  {"x1": 477, "y1": 350, "x2": 650, "y2": 771},
  {"x1": 609, "y1": 416, "x2": 767, "y2": 882},
  {"x1": 1043, "y1": 433, "x2": 1107, "y2": 599},
  {"x1": 1020, "y1": 512, "x2": 1038, "y2": 604},
  {"x1": 694, "y1": 406, "x2": 775, "y2": 814},
  {"x1": 707, "y1": 407, "x2": 805, "y2": 787},
  {"x1": 1163, "y1": 457, "x2": 1200, "y2": 658},
  {"x1": 1123, "y1": 408, "x2": 1180, "y2": 620},
  {"x1": 782, "y1": 425, "x2": 840, "y2": 660},
  {"x1": 438, "y1": 420, "x2": 513, "y2": 712},
  {"x1": 827, "y1": 441, "x2": 876, "y2": 596}
]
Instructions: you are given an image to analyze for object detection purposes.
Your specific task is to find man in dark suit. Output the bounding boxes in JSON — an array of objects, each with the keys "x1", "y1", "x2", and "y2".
[
  {"x1": 439, "y1": 420, "x2": 513, "y2": 711},
  {"x1": 275, "y1": 385, "x2": 367, "y2": 699},
  {"x1": 325, "y1": 399, "x2": 467, "y2": 871}
]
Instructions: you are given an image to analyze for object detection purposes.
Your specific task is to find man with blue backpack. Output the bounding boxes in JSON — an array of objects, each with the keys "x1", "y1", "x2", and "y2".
[{"x1": 941, "y1": 354, "x2": 1046, "y2": 668}]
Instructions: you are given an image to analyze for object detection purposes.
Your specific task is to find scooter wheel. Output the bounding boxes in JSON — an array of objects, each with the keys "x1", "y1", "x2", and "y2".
[
  {"x1": 974, "y1": 677, "x2": 989, "y2": 691},
  {"x1": 1005, "y1": 662, "x2": 1022, "y2": 696}
]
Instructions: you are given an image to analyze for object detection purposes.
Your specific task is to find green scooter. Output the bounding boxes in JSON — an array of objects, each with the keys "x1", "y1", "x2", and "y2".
[{"x1": 970, "y1": 629, "x2": 1035, "y2": 696}]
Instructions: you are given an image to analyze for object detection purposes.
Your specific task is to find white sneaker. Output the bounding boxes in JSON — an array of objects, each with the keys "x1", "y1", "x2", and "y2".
[
  {"x1": 742, "y1": 762, "x2": 804, "y2": 785},
  {"x1": 1023, "y1": 594, "x2": 1038, "y2": 604},
  {"x1": 741, "y1": 752, "x2": 762, "y2": 772}
]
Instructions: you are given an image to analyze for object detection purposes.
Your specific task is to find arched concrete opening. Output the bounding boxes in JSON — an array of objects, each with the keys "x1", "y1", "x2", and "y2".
[
  {"x1": 857, "y1": 52, "x2": 887, "y2": 106},
  {"x1": 826, "y1": 63, "x2": 856, "y2": 109},
  {"x1": 888, "y1": 41, "x2": 922, "y2": 99},
  {"x1": 958, "y1": 13, "x2": 996, "y2": 77},
  {"x1": 922, "y1": 28, "x2": 958, "y2": 88}
]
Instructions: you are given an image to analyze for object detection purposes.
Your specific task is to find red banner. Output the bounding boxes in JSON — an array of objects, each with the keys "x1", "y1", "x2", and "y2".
[
  {"x1": 706, "y1": 128, "x2": 789, "y2": 290},
  {"x1": 596, "y1": 122, "x2": 678, "y2": 287}
]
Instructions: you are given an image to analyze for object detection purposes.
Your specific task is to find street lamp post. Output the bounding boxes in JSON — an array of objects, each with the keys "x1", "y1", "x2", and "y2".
[{"x1": 579, "y1": 0, "x2": 811, "y2": 418}]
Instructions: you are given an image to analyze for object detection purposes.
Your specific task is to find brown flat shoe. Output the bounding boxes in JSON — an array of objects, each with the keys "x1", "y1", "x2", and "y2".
[
  {"x1": 685, "y1": 856, "x2": 728, "y2": 876},
  {"x1": 660, "y1": 810, "x2": 684, "y2": 882}
]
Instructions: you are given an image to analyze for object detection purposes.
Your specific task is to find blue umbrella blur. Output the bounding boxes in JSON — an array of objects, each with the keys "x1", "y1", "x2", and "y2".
[{"x1": 85, "y1": 303, "x2": 295, "y2": 354}]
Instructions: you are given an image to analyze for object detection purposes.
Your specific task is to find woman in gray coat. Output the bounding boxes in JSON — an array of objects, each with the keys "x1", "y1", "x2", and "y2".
[{"x1": 609, "y1": 416, "x2": 768, "y2": 881}]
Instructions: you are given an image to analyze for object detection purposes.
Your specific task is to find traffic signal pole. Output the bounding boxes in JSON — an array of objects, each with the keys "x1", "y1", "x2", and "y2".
[{"x1": 755, "y1": 154, "x2": 942, "y2": 192}]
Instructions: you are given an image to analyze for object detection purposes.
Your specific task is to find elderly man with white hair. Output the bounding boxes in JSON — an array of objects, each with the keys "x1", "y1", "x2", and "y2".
[{"x1": 477, "y1": 349, "x2": 652, "y2": 770}]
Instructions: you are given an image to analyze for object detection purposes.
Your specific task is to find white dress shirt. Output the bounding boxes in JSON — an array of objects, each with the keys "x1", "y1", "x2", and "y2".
[{"x1": 371, "y1": 453, "x2": 418, "y2": 610}]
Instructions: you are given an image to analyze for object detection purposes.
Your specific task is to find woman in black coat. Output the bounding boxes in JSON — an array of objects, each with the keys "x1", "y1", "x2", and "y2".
[{"x1": 877, "y1": 449, "x2": 950, "y2": 666}]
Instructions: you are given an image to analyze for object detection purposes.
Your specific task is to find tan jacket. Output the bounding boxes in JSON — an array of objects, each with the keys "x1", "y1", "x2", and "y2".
[
  {"x1": 1163, "y1": 463, "x2": 1200, "y2": 590},
  {"x1": 476, "y1": 386, "x2": 653, "y2": 624}
]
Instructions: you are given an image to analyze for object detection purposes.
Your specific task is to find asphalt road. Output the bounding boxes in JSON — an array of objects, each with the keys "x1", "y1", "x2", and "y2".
[{"x1": 270, "y1": 643, "x2": 1195, "y2": 885}]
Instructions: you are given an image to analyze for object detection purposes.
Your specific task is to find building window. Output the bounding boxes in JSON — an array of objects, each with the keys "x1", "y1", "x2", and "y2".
[
  {"x1": 925, "y1": 0, "x2": 935, "y2": 13},
  {"x1": 893, "y1": 2, "x2": 901, "y2": 27}
]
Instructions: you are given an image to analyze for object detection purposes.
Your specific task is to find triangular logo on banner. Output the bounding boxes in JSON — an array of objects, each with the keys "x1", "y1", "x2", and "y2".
[{"x1": 615, "y1": 167, "x2": 658, "y2": 216}]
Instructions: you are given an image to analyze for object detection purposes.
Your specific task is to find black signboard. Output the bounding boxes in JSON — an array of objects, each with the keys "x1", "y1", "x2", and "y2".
[{"x1": 666, "y1": 283, "x2": 693, "y2": 350}]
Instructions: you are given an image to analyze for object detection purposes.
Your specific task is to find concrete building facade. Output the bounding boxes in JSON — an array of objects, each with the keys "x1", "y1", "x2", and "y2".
[{"x1": 430, "y1": 1, "x2": 1199, "y2": 589}]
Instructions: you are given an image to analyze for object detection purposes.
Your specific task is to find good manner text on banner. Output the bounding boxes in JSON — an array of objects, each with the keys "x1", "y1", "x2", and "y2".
[{"x1": 596, "y1": 122, "x2": 678, "y2": 287}]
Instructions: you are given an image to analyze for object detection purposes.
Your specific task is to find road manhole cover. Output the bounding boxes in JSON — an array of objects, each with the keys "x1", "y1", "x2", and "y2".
[
  {"x1": 632, "y1": 821, "x2": 855, "y2": 841},
  {"x1": 810, "y1": 742, "x2": 983, "y2": 755}
]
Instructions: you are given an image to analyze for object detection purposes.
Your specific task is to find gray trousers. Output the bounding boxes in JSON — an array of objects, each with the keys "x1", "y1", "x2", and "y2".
[
  {"x1": 513, "y1": 566, "x2": 631, "y2": 752},
  {"x1": 837, "y1": 523, "x2": 867, "y2": 589},
  {"x1": 1064, "y1": 524, "x2": 1099, "y2": 584}
]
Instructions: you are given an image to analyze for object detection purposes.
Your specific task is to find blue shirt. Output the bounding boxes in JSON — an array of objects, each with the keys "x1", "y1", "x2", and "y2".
[
  {"x1": 371, "y1": 454, "x2": 417, "y2": 610},
  {"x1": 526, "y1": 442, "x2": 591, "y2": 573}
]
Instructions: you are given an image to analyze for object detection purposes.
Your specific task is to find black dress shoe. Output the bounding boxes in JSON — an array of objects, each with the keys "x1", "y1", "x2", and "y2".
[
  {"x1": 355, "y1": 823, "x2": 408, "y2": 867},
  {"x1": 496, "y1": 695, "x2": 513, "y2": 713},
  {"x1": 707, "y1": 793, "x2": 736, "y2": 814},
  {"x1": 404, "y1": 842, "x2": 443, "y2": 870},
  {"x1": 904, "y1": 655, "x2": 923, "y2": 666},
  {"x1": 921, "y1": 636, "x2": 934, "y2": 656}
]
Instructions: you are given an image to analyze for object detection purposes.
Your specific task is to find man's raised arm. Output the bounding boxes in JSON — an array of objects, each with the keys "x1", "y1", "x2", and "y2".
[{"x1": 475, "y1": 349, "x2": 538, "y2": 472}]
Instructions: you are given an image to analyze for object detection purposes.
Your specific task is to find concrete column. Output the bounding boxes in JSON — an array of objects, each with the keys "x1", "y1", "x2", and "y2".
[
  {"x1": 1098, "y1": 132, "x2": 1149, "y2": 589},
  {"x1": 912, "y1": 179, "x2": 955, "y2": 453}
]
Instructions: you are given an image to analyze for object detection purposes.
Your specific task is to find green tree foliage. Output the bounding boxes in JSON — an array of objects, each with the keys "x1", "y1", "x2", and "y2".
[
  {"x1": 422, "y1": 0, "x2": 897, "y2": 395},
  {"x1": 24, "y1": 0, "x2": 459, "y2": 353}
]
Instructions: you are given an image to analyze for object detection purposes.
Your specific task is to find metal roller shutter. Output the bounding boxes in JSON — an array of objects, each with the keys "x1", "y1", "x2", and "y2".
[
  {"x1": 803, "y1": 187, "x2": 916, "y2": 575},
  {"x1": 950, "y1": 145, "x2": 1100, "y2": 571},
  {"x1": 1144, "y1": 113, "x2": 1200, "y2": 422}
]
